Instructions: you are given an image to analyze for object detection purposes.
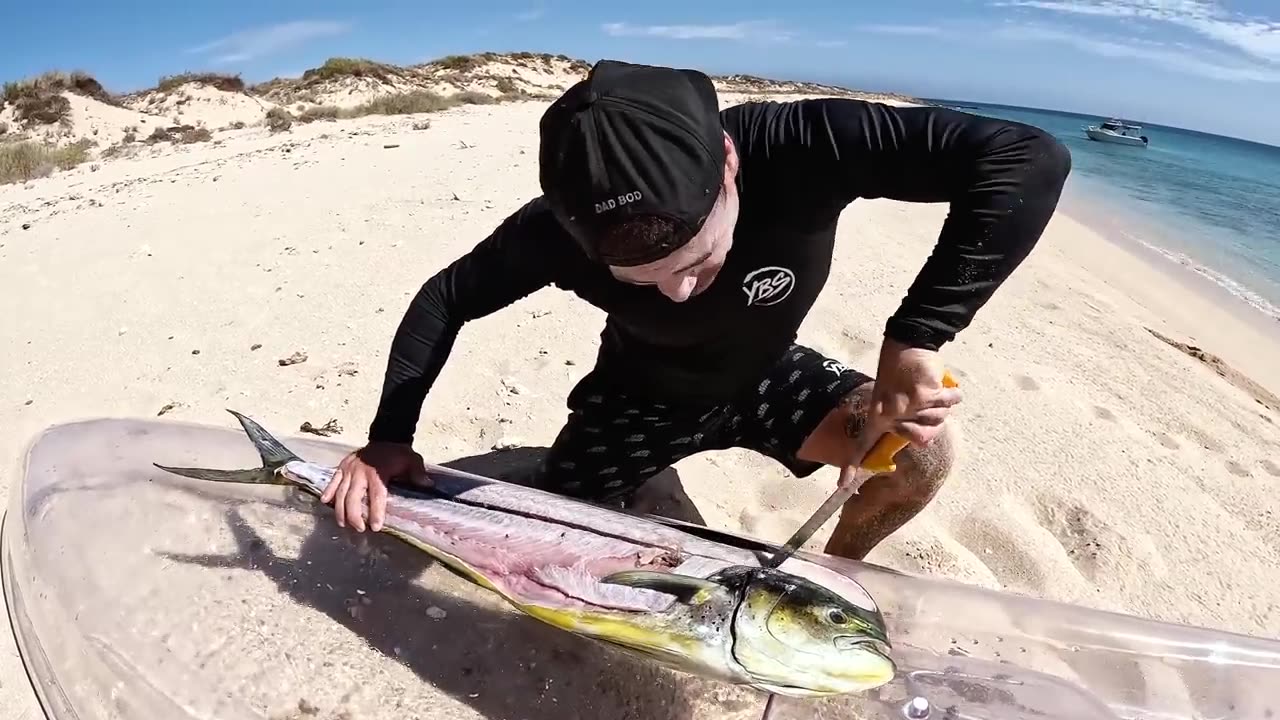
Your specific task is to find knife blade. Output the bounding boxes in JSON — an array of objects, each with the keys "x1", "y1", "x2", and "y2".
[{"x1": 761, "y1": 369, "x2": 958, "y2": 569}]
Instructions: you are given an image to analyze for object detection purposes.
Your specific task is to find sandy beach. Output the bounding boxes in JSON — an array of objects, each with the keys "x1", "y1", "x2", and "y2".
[{"x1": 2, "y1": 53, "x2": 1279, "y2": 719}]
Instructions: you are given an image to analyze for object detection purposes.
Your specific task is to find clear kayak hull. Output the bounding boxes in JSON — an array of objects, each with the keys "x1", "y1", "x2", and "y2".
[{"x1": 4, "y1": 416, "x2": 1279, "y2": 719}]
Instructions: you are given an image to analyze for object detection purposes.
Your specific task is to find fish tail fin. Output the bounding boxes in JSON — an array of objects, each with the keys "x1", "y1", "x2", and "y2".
[{"x1": 153, "y1": 409, "x2": 302, "y2": 486}]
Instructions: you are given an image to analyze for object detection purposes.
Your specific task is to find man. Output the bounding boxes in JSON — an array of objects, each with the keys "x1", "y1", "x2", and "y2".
[{"x1": 322, "y1": 59, "x2": 1071, "y2": 560}]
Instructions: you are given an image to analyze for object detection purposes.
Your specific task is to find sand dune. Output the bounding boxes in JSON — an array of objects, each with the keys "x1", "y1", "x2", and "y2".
[
  {"x1": 1, "y1": 52, "x2": 918, "y2": 187},
  {"x1": 122, "y1": 81, "x2": 277, "y2": 129},
  {"x1": 2, "y1": 52, "x2": 1278, "y2": 719}
]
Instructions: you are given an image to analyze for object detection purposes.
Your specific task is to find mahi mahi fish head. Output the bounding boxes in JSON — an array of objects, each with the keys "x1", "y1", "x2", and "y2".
[{"x1": 725, "y1": 565, "x2": 895, "y2": 696}]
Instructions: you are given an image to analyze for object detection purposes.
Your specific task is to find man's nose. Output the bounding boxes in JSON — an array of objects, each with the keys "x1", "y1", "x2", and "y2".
[{"x1": 659, "y1": 274, "x2": 698, "y2": 302}]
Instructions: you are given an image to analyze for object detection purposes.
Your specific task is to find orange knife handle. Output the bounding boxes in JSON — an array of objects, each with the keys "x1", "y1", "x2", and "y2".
[{"x1": 860, "y1": 370, "x2": 959, "y2": 474}]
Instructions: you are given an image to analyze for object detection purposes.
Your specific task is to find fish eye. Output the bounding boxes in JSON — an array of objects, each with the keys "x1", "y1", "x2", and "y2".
[{"x1": 827, "y1": 609, "x2": 849, "y2": 625}]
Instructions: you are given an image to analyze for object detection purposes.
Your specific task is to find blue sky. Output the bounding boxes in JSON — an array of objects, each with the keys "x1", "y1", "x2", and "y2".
[{"x1": 3, "y1": 0, "x2": 1278, "y2": 145}]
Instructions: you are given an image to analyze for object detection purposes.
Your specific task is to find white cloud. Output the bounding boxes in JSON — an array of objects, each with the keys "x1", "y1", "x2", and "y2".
[
  {"x1": 995, "y1": 22, "x2": 1280, "y2": 82},
  {"x1": 602, "y1": 20, "x2": 793, "y2": 42},
  {"x1": 188, "y1": 20, "x2": 350, "y2": 64},
  {"x1": 856, "y1": 24, "x2": 944, "y2": 36},
  {"x1": 993, "y1": 1, "x2": 1280, "y2": 63}
]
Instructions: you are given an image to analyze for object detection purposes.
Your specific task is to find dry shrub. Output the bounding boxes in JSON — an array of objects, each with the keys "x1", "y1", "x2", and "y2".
[
  {"x1": 302, "y1": 57, "x2": 403, "y2": 83},
  {"x1": 348, "y1": 90, "x2": 454, "y2": 116},
  {"x1": 0, "y1": 122, "x2": 8, "y2": 136},
  {"x1": 179, "y1": 126, "x2": 213, "y2": 143},
  {"x1": 265, "y1": 107, "x2": 293, "y2": 132},
  {"x1": 298, "y1": 105, "x2": 340, "y2": 123},
  {"x1": 494, "y1": 77, "x2": 518, "y2": 94},
  {"x1": 454, "y1": 90, "x2": 496, "y2": 105},
  {"x1": 338, "y1": 87, "x2": 527, "y2": 119},
  {"x1": 143, "y1": 124, "x2": 214, "y2": 145},
  {"x1": 12, "y1": 93, "x2": 71, "y2": 127},
  {"x1": 3, "y1": 70, "x2": 115, "y2": 109},
  {"x1": 1, "y1": 70, "x2": 115, "y2": 129},
  {"x1": 101, "y1": 142, "x2": 140, "y2": 160},
  {"x1": 434, "y1": 54, "x2": 482, "y2": 72},
  {"x1": 0, "y1": 138, "x2": 93, "y2": 184},
  {"x1": 157, "y1": 72, "x2": 246, "y2": 93},
  {"x1": 246, "y1": 77, "x2": 293, "y2": 96}
]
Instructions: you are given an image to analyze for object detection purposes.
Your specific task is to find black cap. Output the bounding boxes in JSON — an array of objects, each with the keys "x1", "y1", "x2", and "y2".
[{"x1": 538, "y1": 59, "x2": 725, "y2": 266}]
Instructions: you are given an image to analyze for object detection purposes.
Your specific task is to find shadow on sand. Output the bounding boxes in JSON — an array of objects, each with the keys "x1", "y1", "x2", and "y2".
[{"x1": 159, "y1": 445, "x2": 758, "y2": 720}]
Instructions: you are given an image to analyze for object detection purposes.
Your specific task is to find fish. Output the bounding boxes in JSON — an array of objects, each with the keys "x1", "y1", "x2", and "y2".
[{"x1": 152, "y1": 409, "x2": 896, "y2": 698}]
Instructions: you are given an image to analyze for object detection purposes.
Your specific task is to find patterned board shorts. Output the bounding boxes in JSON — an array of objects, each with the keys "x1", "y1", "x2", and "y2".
[{"x1": 529, "y1": 343, "x2": 873, "y2": 503}]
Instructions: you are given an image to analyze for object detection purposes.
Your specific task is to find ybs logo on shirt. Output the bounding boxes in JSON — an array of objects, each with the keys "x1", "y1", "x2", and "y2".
[{"x1": 742, "y1": 266, "x2": 796, "y2": 307}]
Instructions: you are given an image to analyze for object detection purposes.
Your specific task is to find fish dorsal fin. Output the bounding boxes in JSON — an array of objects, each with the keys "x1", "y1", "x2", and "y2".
[
  {"x1": 601, "y1": 570, "x2": 721, "y2": 605},
  {"x1": 226, "y1": 409, "x2": 300, "y2": 468}
]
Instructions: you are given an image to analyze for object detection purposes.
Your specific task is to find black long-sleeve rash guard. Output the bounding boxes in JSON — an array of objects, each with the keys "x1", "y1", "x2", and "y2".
[{"x1": 368, "y1": 97, "x2": 1072, "y2": 444}]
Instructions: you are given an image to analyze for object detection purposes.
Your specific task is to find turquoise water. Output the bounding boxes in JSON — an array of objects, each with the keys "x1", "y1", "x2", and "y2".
[{"x1": 928, "y1": 99, "x2": 1280, "y2": 323}]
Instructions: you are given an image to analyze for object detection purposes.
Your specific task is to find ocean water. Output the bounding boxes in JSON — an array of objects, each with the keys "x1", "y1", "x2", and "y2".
[{"x1": 927, "y1": 99, "x2": 1280, "y2": 324}]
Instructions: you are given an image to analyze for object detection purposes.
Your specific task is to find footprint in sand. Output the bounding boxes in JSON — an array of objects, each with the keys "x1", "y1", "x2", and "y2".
[
  {"x1": 1016, "y1": 375, "x2": 1040, "y2": 391},
  {"x1": 1263, "y1": 459, "x2": 1280, "y2": 477},
  {"x1": 1226, "y1": 460, "x2": 1252, "y2": 478},
  {"x1": 881, "y1": 535, "x2": 981, "y2": 583},
  {"x1": 1034, "y1": 499, "x2": 1125, "y2": 583},
  {"x1": 1185, "y1": 426, "x2": 1226, "y2": 454},
  {"x1": 1093, "y1": 406, "x2": 1116, "y2": 421},
  {"x1": 1155, "y1": 432, "x2": 1180, "y2": 449},
  {"x1": 952, "y1": 514, "x2": 1051, "y2": 594}
]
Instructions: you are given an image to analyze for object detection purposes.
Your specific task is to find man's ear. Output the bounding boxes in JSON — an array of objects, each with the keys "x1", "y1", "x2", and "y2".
[{"x1": 723, "y1": 131, "x2": 739, "y2": 181}]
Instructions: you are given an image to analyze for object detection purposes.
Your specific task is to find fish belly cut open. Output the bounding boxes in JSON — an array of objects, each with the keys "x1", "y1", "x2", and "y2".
[{"x1": 385, "y1": 494, "x2": 721, "y2": 612}]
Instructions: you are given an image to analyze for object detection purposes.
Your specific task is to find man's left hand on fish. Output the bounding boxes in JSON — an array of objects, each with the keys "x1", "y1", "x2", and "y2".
[{"x1": 323, "y1": 59, "x2": 1071, "y2": 561}]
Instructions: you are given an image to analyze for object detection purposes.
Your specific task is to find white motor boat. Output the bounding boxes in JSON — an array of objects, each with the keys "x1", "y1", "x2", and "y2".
[{"x1": 1084, "y1": 118, "x2": 1149, "y2": 147}]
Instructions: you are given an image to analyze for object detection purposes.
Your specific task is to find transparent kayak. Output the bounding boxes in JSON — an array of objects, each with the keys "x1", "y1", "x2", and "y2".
[{"x1": 3, "y1": 416, "x2": 1279, "y2": 720}]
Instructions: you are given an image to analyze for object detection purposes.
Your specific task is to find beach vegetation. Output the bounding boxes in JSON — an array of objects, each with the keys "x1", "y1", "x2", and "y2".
[
  {"x1": 433, "y1": 54, "x2": 483, "y2": 72},
  {"x1": 143, "y1": 124, "x2": 214, "y2": 145},
  {"x1": 180, "y1": 126, "x2": 213, "y2": 143},
  {"x1": 348, "y1": 90, "x2": 455, "y2": 116},
  {"x1": 10, "y1": 93, "x2": 72, "y2": 128},
  {"x1": 297, "y1": 105, "x2": 341, "y2": 123},
  {"x1": 1, "y1": 72, "x2": 107, "y2": 128},
  {"x1": 100, "y1": 141, "x2": 140, "y2": 160},
  {"x1": 2, "y1": 70, "x2": 115, "y2": 107},
  {"x1": 156, "y1": 72, "x2": 246, "y2": 94},
  {"x1": 302, "y1": 57, "x2": 404, "y2": 83},
  {"x1": 265, "y1": 107, "x2": 294, "y2": 132},
  {"x1": 454, "y1": 90, "x2": 496, "y2": 105},
  {"x1": 0, "y1": 137, "x2": 93, "y2": 185}
]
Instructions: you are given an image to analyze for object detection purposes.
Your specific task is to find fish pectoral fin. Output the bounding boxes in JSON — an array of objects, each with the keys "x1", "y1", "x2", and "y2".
[{"x1": 601, "y1": 570, "x2": 721, "y2": 605}]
